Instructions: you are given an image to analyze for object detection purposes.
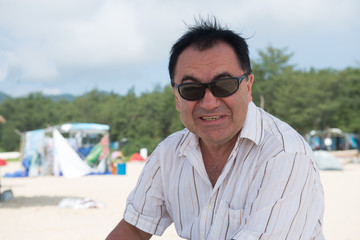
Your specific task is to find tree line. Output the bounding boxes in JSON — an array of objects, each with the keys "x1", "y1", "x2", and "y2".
[{"x1": 0, "y1": 46, "x2": 359, "y2": 156}]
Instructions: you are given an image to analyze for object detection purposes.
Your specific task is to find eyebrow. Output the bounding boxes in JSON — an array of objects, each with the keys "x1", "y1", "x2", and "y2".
[
  {"x1": 180, "y1": 72, "x2": 234, "y2": 84},
  {"x1": 180, "y1": 75, "x2": 200, "y2": 83},
  {"x1": 213, "y1": 72, "x2": 233, "y2": 80}
]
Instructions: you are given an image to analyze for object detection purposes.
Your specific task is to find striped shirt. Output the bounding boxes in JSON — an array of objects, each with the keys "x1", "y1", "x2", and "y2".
[{"x1": 124, "y1": 102, "x2": 325, "y2": 239}]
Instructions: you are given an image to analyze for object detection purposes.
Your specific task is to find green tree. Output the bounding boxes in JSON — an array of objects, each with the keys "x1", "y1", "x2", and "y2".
[
  {"x1": 0, "y1": 46, "x2": 358, "y2": 154},
  {"x1": 0, "y1": 93, "x2": 60, "y2": 150},
  {"x1": 335, "y1": 68, "x2": 360, "y2": 132},
  {"x1": 252, "y1": 45, "x2": 295, "y2": 114}
]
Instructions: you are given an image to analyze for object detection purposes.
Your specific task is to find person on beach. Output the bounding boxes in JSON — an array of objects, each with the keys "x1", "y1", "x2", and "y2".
[{"x1": 106, "y1": 18, "x2": 325, "y2": 240}]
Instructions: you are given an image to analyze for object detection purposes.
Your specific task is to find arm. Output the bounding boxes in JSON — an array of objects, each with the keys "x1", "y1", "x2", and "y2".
[
  {"x1": 107, "y1": 145, "x2": 172, "y2": 239},
  {"x1": 106, "y1": 219, "x2": 152, "y2": 240}
]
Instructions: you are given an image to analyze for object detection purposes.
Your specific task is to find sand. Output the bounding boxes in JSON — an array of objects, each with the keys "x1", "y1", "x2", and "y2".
[{"x1": 1, "y1": 160, "x2": 360, "y2": 240}]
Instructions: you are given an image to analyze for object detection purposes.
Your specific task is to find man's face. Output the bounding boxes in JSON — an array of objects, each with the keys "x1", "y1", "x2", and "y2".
[{"x1": 173, "y1": 42, "x2": 254, "y2": 147}]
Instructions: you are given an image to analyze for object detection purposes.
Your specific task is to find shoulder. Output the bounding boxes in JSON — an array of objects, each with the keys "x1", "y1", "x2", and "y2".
[
  {"x1": 153, "y1": 128, "x2": 191, "y2": 164},
  {"x1": 259, "y1": 108, "x2": 313, "y2": 157},
  {"x1": 158, "y1": 128, "x2": 190, "y2": 150}
]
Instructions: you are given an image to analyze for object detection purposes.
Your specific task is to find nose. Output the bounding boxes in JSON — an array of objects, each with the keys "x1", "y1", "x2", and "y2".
[{"x1": 198, "y1": 88, "x2": 220, "y2": 110}]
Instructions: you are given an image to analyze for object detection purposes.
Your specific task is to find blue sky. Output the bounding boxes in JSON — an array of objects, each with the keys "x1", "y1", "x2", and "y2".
[{"x1": 0, "y1": 0, "x2": 359, "y2": 97}]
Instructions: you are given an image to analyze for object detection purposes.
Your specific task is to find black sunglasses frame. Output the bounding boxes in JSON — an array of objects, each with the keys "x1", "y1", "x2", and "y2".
[{"x1": 174, "y1": 73, "x2": 249, "y2": 101}]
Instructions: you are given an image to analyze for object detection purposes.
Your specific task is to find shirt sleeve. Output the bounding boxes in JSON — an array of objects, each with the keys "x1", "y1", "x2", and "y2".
[
  {"x1": 123, "y1": 146, "x2": 172, "y2": 236},
  {"x1": 231, "y1": 152, "x2": 324, "y2": 239}
]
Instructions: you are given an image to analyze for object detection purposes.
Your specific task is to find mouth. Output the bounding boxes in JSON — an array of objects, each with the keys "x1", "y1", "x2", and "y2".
[{"x1": 200, "y1": 115, "x2": 223, "y2": 121}]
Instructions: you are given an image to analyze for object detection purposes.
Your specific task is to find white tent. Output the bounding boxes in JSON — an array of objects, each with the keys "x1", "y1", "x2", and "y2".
[
  {"x1": 21, "y1": 123, "x2": 110, "y2": 177},
  {"x1": 53, "y1": 129, "x2": 94, "y2": 177}
]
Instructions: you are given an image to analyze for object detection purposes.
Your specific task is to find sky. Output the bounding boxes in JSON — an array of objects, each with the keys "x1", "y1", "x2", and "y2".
[{"x1": 0, "y1": 0, "x2": 359, "y2": 97}]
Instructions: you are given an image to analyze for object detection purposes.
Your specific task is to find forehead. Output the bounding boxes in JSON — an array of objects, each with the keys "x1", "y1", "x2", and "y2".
[{"x1": 174, "y1": 42, "x2": 242, "y2": 81}]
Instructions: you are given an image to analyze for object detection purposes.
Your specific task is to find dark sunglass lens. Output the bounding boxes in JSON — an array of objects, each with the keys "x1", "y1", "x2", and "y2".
[
  {"x1": 179, "y1": 85, "x2": 204, "y2": 100},
  {"x1": 212, "y1": 79, "x2": 239, "y2": 97}
]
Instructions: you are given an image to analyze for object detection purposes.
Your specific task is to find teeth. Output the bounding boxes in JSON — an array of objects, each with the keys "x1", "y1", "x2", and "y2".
[{"x1": 201, "y1": 116, "x2": 222, "y2": 121}]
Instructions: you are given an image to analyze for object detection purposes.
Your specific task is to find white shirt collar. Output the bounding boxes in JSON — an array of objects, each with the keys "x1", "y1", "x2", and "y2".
[{"x1": 239, "y1": 101, "x2": 263, "y2": 146}]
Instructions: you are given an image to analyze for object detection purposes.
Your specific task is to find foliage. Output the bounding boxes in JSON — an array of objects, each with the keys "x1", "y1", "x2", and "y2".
[
  {"x1": 0, "y1": 85, "x2": 183, "y2": 155},
  {"x1": 251, "y1": 46, "x2": 360, "y2": 135},
  {"x1": 0, "y1": 46, "x2": 359, "y2": 154}
]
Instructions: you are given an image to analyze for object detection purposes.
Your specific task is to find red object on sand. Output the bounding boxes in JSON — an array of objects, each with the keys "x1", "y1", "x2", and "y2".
[
  {"x1": 0, "y1": 158, "x2": 7, "y2": 166},
  {"x1": 0, "y1": 158, "x2": 7, "y2": 193},
  {"x1": 129, "y1": 153, "x2": 145, "y2": 162}
]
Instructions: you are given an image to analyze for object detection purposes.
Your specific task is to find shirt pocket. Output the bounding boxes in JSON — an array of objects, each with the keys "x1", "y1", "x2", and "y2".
[
  {"x1": 211, "y1": 201, "x2": 244, "y2": 239},
  {"x1": 228, "y1": 206, "x2": 242, "y2": 233}
]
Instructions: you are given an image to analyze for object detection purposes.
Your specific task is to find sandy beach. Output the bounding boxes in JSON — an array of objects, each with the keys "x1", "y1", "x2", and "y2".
[{"x1": 1, "y1": 160, "x2": 360, "y2": 240}]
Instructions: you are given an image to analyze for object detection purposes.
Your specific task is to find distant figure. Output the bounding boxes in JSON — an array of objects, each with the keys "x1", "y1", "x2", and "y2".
[{"x1": 106, "y1": 18, "x2": 324, "y2": 239}]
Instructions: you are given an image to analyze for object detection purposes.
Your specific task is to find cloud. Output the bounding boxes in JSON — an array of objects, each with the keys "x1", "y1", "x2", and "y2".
[
  {"x1": 52, "y1": 1, "x2": 147, "y2": 67},
  {"x1": 0, "y1": 51, "x2": 9, "y2": 82},
  {"x1": 241, "y1": 0, "x2": 359, "y2": 29},
  {"x1": 15, "y1": 48, "x2": 59, "y2": 81},
  {"x1": 0, "y1": 0, "x2": 359, "y2": 96},
  {"x1": 0, "y1": 48, "x2": 59, "y2": 83},
  {"x1": 0, "y1": 66, "x2": 8, "y2": 83}
]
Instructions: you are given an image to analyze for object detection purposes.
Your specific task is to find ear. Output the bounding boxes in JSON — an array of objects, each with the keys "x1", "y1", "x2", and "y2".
[
  {"x1": 246, "y1": 74, "x2": 254, "y2": 103},
  {"x1": 173, "y1": 88, "x2": 181, "y2": 111}
]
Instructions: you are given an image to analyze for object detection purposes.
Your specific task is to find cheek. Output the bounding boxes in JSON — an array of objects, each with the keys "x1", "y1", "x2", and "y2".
[
  {"x1": 175, "y1": 98, "x2": 190, "y2": 117},
  {"x1": 177, "y1": 100, "x2": 197, "y2": 122}
]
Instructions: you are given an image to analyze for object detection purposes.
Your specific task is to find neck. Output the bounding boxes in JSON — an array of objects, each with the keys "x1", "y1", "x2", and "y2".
[{"x1": 200, "y1": 135, "x2": 238, "y2": 186}]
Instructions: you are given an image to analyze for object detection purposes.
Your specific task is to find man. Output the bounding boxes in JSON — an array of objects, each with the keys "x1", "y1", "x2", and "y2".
[{"x1": 106, "y1": 19, "x2": 325, "y2": 239}]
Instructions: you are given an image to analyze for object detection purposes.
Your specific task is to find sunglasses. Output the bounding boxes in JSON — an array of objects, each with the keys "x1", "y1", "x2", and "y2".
[{"x1": 174, "y1": 73, "x2": 249, "y2": 101}]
